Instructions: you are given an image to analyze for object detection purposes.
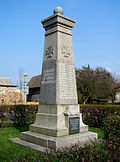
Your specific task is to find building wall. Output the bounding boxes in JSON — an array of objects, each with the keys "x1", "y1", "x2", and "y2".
[
  {"x1": 115, "y1": 91, "x2": 120, "y2": 103},
  {"x1": 0, "y1": 86, "x2": 24, "y2": 104},
  {"x1": 27, "y1": 87, "x2": 40, "y2": 102}
]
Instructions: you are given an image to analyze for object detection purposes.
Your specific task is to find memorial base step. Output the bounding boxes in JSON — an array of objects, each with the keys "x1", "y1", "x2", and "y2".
[{"x1": 11, "y1": 131, "x2": 98, "y2": 152}]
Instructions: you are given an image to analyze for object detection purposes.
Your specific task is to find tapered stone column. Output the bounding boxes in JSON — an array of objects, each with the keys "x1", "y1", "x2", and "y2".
[
  {"x1": 12, "y1": 7, "x2": 97, "y2": 151},
  {"x1": 39, "y1": 8, "x2": 77, "y2": 105}
]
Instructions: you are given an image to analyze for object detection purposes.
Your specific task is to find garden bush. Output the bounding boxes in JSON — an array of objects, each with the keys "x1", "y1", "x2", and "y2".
[
  {"x1": 102, "y1": 114, "x2": 120, "y2": 141},
  {"x1": 0, "y1": 104, "x2": 38, "y2": 127},
  {"x1": 0, "y1": 105, "x2": 14, "y2": 128},
  {"x1": 11, "y1": 104, "x2": 38, "y2": 127},
  {"x1": 9, "y1": 143, "x2": 116, "y2": 162},
  {"x1": 80, "y1": 104, "x2": 120, "y2": 128},
  {"x1": 102, "y1": 114, "x2": 120, "y2": 161}
]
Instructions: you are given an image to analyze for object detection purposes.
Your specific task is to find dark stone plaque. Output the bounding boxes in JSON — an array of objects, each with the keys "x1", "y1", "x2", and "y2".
[{"x1": 69, "y1": 117, "x2": 80, "y2": 135}]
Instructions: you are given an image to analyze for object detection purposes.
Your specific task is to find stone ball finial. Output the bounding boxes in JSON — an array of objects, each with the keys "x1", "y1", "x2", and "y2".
[{"x1": 53, "y1": 7, "x2": 64, "y2": 15}]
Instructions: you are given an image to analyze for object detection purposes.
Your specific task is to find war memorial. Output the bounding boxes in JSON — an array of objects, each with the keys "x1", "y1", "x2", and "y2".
[{"x1": 12, "y1": 7, "x2": 97, "y2": 152}]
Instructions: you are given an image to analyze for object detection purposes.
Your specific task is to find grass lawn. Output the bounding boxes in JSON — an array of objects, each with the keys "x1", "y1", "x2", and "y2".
[
  {"x1": 0, "y1": 127, "x2": 43, "y2": 161},
  {"x1": 89, "y1": 127, "x2": 105, "y2": 139},
  {"x1": 0, "y1": 127, "x2": 104, "y2": 161}
]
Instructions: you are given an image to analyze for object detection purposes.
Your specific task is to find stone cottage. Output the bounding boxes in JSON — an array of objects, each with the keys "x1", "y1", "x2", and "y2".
[{"x1": 0, "y1": 77, "x2": 23, "y2": 104}]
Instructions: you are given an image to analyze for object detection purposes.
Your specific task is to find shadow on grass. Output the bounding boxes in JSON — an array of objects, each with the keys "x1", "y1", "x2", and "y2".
[{"x1": 13, "y1": 125, "x2": 29, "y2": 132}]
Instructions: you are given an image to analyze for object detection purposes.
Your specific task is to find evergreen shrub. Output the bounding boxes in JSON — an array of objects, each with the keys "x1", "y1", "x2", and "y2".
[
  {"x1": 11, "y1": 104, "x2": 38, "y2": 126},
  {"x1": 103, "y1": 114, "x2": 120, "y2": 141},
  {"x1": 80, "y1": 104, "x2": 120, "y2": 127},
  {"x1": 0, "y1": 105, "x2": 14, "y2": 127},
  {"x1": 102, "y1": 114, "x2": 120, "y2": 161},
  {"x1": 0, "y1": 104, "x2": 38, "y2": 127}
]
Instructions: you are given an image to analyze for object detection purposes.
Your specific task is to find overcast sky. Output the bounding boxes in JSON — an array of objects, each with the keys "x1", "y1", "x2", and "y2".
[{"x1": 0, "y1": 0, "x2": 120, "y2": 85}]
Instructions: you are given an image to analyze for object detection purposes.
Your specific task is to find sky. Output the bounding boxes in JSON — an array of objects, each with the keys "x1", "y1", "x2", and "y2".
[{"x1": 0, "y1": 0, "x2": 120, "y2": 85}]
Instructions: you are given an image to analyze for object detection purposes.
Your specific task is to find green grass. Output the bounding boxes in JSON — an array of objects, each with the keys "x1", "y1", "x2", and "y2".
[
  {"x1": 89, "y1": 127, "x2": 105, "y2": 139},
  {"x1": 0, "y1": 127, "x2": 43, "y2": 161},
  {"x1": 0, "y1": 127, "x2": 105, "y2": 161}
]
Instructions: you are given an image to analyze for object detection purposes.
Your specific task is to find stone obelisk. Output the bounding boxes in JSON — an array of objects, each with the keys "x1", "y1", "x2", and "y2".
[{"x1": 12, "y1": 7, "x2": 97, "y2": 151}]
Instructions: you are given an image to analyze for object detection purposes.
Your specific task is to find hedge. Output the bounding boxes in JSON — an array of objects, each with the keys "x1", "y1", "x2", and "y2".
[
  {"x1": 103, "y1": 114, "x2": 120, "y2": 141},
  {"x1": 0, "y1": 104, "x2": 38, "y2": 127},
  {"x1": 102, "y1": 114, "x2": 120, "y2": 161},
  {"x1": 80, "y1": 104, "x2": 120, "y2": 128},
  {"x1": 1, "y1": 104, "x2": 120, "y2": 128},
  {"x1": 12, "y1": 104, "x2": 38, "y2": 126},
  {"x1": 0, "y1": 105, "x2": 14, "y2": 127}
]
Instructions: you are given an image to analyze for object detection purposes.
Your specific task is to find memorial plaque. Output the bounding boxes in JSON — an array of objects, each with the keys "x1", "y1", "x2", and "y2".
[{"x1": 69, "y1": 117, "x2": 79, "y2": 135}]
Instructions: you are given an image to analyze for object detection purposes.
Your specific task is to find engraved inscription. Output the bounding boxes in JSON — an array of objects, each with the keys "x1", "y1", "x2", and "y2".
[
  {"x1": 42, "y1": 69, "x2": 55, "y2": 84},
  {"x1": 45, "y1": 46, "x2": 54, "y2": 59},
  {"x1": 69, "y1": 117, "x2": 79, "y2": 135},
  {"x1": 59, "y1": 63, "x2": 76, "y2": 99}
]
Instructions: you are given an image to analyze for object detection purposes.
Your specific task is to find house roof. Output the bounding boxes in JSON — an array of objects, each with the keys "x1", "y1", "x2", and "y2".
[
  {"x1": 27, "y1": 75, "x2": 41, "y2": 88},
  {"x1": 113, "y1": 83, "x2": 120, "y2": 91},
  {"x1": 0, "y1": 77, "x2": 11, "y2": 85},
  {"x1": 0, "y1": 85, "x2": 16, "y2": 87},
  {"x1": 0, "y1": 77, "x2": 16, "y2": 87}
]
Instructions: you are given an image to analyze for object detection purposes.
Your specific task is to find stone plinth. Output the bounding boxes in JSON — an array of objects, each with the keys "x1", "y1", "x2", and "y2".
[
  {"x1": 12, "y1": 131, "x2": 97, "y2": 151},
  {"x1": 11, "y1": 7, "x2": 97, "y2": 152},
  {"x1": 12, "y1": 103, "x2": 97, "y2": 151},
  {"x1": 30, "y1": 104, "x2": 88, "y2": 137}
]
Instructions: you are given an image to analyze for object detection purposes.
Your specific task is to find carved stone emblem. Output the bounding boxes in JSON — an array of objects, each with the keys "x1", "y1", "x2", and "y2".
[
  {"x1": 45, "y1": 46, "x2": 54, "y2": 58},
  {"x1": 61, "y1": 45, "x2": 71, "y2": 58}
]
